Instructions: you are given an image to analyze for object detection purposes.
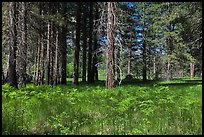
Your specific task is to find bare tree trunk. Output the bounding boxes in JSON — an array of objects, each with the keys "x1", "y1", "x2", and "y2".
[
  {"x1": 153, "y1": 51, "x2": 157, "y2": 80},
  {"x1": 46, "y1": 20, "x2": 51, "y2": 85},
  {"x1": 190, "y1": 62, "x2": 195, "y2": 79},
  {"x1": 40, "y1": 2, "x2": 45, "y2": 85},
  {"x1": 35, "y1": 41, "x2": 41, "y2": 85},
  {"x1": 8, "y1": 2, "x2": 18, "y2": 88},
  {"x1": 116, "y1": 40, "x2": 122, "y2": 84},
  {"x1": 82, "y1": 6, "x2": 87, "y2": 82},
  {"x1": 92, "y1": 2, "x2": 99, "y2": 82},
  {"x1": 50, "y1": 21, "x2": 54, "y2": 86},
  {"x1": 142, "y1": 24, "x2": 147, "y2": 81},
  {"x1": 88, "y1": 2, "x2": 94, "y2": 83},
  {"x1": 54, "y1": 24, "x2": 59, "y2": 86},
  {"x1": 73, "y1": 2, "x2": 81, "y2": 85},
  {"x1": 18, "y1": 2, "x2": 27, "y2": 87},
  {"x1": 127, "y1": 46, "x2": 131, "y2": 75},
  {"x1": 60, "y1": 26, "x2": 67, "y2": 84},
  {"x1": 106, "y1": 2, "x2": 114, "y2": 88}
]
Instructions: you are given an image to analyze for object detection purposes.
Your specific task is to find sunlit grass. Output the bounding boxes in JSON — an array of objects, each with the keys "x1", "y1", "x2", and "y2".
[{"x1": 2, "y1": 79, "x2": 202, "y2": 135}]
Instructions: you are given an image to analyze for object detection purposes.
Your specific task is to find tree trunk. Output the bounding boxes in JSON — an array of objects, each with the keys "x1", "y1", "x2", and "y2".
[
  {"x1": 190, "y1": 62, "x2": 195, "y2": 79},
  {"x1": 40, "y1": 2, "x2": 45, "y2": 85},
  {"x1": 127, "y1": 46, "x2": 131, "y2": 75},
  {"x1": 142, "y1": 24, "x2": 147, "y2": 81},
  {"x1": 92, "y1": 2, "x2": 99, "y2": 82},
  {"x1": 73, "y1": 2, "x2": 81, "y2": 85},
  {"x1": 88, "y1": 2, "x2": 94, "y2": 83},
  {"x1": 106, "y1": 2, "x2": 114, "y2": 88},
  {"x1": 54, "y1": 24, "x2": 59, "y2": 86},
  {"x1": 46, "y1": 20, "x2": 51, "y2": 85},
  {"x1": 50, "y1": 21, "x2": 54, "y2": 86},
  {"x1": 18, "y1": 2, "x2": 27, "y2": 87},
  {"x1": 35, "y1": 41, "x2": 41, "y2": 85},
  {"x1": 60, "y1": 26, "x2": 67, "y2": 84},
  {"x1": 117, "y1": 40, "x2": 122, "y2": 84},
  {"x1": 153, "y1": 51, "x2": 157, "y2": 80},
  {"x1": 82, "y1": 6, "x2": 87, "y2": 82},
  {"x1": 8, "y1": 2, "x2": 18, "y2": 88}
]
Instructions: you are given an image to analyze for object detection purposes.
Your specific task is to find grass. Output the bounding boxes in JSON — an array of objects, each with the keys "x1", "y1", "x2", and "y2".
[{"x1": 2, "y1": 78, "x2": 202, "y2": 135}]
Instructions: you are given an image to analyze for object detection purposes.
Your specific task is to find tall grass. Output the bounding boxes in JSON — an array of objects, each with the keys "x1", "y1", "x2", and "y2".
[{"x1": 2, "y1": 79, "x2": 202, "y2": 135}]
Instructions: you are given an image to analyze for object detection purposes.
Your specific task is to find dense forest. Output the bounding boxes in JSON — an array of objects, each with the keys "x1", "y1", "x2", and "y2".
[{"x1": 2, "y1": 2, "x2": 202, "y2": 135}]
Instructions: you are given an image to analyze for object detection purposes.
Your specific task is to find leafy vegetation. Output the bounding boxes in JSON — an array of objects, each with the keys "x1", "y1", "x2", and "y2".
[{"x1": 2, "y1": 79, "x2": 202, "y2": 135}]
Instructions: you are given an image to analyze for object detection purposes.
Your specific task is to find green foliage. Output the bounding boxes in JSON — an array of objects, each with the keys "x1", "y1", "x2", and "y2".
[{"x1": 2, "y1": 79, "x2": 202, "y2": 135}]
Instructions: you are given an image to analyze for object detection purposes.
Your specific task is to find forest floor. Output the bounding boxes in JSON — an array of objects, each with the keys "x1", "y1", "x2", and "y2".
[{"x1": 2, "y1": 78, "x2": 202, "y2": 135}]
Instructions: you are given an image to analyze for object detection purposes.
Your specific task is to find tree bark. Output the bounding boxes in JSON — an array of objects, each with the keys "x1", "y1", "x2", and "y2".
[
  {"x1": 142, "y1": 24, "x2": 147, "y2": 81},
  {"x1": 8, "y1": 2, "x2": 18, "y2": 88},
  {"x1": 153, "y1": 51, "x2": 157, "y2": 80},
  {"x1": 46, "y1": 20, "x2": 51, "y2": 85},
  {"x1": 117, "y1": 40, "x2": 122, "y2": 84},
  {"x1": 60, "y1": 27, "x2": 67, "y2": 84},
  {"x1": 190, "y1": 62, "x2": 195, "y2": 79},
  {"x1": 106, "y1": 2, "x2": 115, "y2": 88},
  {"x1": 92, "y1": 2, "x2": 99, "y2": 82},
  {"x1": 73, "y1": 2, "x2": 81, "y2": 85},
  {"x1": 88, "y1": 2, "x2": 94, "y2": 83},
  {"x1": 54, "y1": 17, "x2": 59, "y2": 86},
  {"x1": 18, "y1": 2, "x2": 27, "y2": 87},
  {"x1": 82, "y1": 5, "x2": 87, "y2": 82},
  {"x1": 127, "y1": 46, "x2": 131, "y2": 75},
  {"x1": 40, "y1": 2, "x2": 45, "y2": 85}
]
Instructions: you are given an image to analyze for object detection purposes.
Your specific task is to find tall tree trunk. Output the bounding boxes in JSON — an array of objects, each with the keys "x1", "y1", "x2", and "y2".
[
  {"x1": 46, "y1": 20, "x2": 51, "y2": 85},
  {"x1": 54, "y1": 23, "x2": 59, "y2": 85},
  {"x1": 82, "y1": 6, "x2": 87, "y2": 82},
  {"x1": 92, "y1": 2, "x2": 99, "y2": 82},
  {"x1": 106, "y1": 2, "x2": 114, "y2": 88},
  {"x1": 60, "y1": 27, "x2": 67, "y2": 84},
  {"x1": 73, "y1": 2, "x2": 81, "y2": 85},
  {"x1": 190, "y1": 62, "x2": 195, "y2": 79},
  {"x1": 35, "y1": 41, "x2": 41, "y2": 85},
  {"x1": 50, "y1": 21, "x2": 54, "y2": 86},
  {"x1": 127, "y1": 46, "x2": 131, "y2": 75},
  {"x1": 142, "y1": 25, "x2": 147, "y2": 81},
  {"x1": 88, "y1": 2, "x2": 94, "y2": 83},
  {"x1": 18, "y1": 2, "x2": 27, "y2": 87},
  {"x1": 8, "y1": 2, "x2": 18, "y2": 88},
  {"x1": 40, "y1": 2, "x2": 45, "y2": 85},
  {"x1": 117, "y1": 40, "x2": 122, "y2": 85},
  {"x1": 153, "y1": 51, "x2": 157, "y2": 80}
]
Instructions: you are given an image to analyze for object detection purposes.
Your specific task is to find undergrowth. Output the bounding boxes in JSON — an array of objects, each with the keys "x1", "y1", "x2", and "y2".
[{"x1": 2, "y1": 79, "x2": 202, "y2": 135}]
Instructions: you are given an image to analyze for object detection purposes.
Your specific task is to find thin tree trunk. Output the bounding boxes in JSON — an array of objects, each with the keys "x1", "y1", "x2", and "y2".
[
  {"x1": 142, "y1": 24, "x2": 147, "y2": 81},
  {"x1": 106, "y1": 2, "x2": 114, "y2": 88},
  {"x1": 73, "y1": 2, "x2": 81, "y2": 85},
  {"x1": 60, "y1": 27, "x2": 67, "y2": 84},
  {"x1": 46, "y1": 20, "x2": 51, "y2": 85},
  {"x1": 18, "y1": 2, "x2": 27, "y2": 87},
  {"x1": 127, "y1": 46, "x2": 131, "y2": 75},
  {"x1": 82, "y1": 7, "x2": 87, "y2": 82},
  {"x1": 117, "y1": 40, "x2": 122, "y2": 84},
  {"x1": 54, "y1": 25, "x2": 59, "y2": 86},
  {"x1": 36, "y1": 41, "x2": 41, "y2": 85},
  {"x1": 88, "y1": 2, "x2": 94, "y2": 83},
  {"x1": 153, "y1": 51, "x2": 156, "y2": 80},
  {"x1": 40, "y1": 2, "x2": 45, "y2": 85},
  {"x1": 8, "y1": 2, "x2": 18, "y2": 88},
  {"x1": 92, "y1": 2, "x2": 99, "y2": 82},
  {"x1": 50, "y1": 21, "x2": 54, "y2": 86},
  {"x1": 190, "y1": 62, "x2": 195, "y2": 79}
]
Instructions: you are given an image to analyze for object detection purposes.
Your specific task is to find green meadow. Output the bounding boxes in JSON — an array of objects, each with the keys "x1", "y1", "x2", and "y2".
[{"x1": 2, "y1": 78, "x2": 202, "y2": 135}]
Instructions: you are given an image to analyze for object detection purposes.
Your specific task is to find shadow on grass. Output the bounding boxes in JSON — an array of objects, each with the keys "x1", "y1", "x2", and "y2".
[{"x1": 62, "y1": 78, "x2": 202, "y2": 88}]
